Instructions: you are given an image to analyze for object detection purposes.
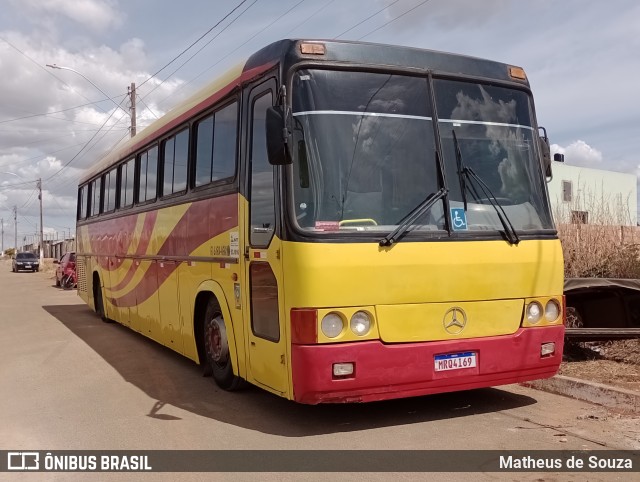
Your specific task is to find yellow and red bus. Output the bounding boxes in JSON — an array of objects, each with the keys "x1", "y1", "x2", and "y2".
[{"x1": 76, "y1": 40, "x2": 564, "y2": 403}]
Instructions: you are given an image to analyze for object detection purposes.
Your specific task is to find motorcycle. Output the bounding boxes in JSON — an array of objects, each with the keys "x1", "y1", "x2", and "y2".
[{"x1": 61, "y1": 261, "x2": 77, "y2": 290}]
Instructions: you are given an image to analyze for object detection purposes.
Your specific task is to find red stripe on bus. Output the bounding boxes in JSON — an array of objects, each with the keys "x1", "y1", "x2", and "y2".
[{"x1": 107, "y1": 194, "x2": 238, "y2": 307}]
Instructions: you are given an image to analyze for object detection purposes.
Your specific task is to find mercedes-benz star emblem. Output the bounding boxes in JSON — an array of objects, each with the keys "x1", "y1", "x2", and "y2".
[{"x1": 443, "y1": 307, "x2": 467, "y2": 335}]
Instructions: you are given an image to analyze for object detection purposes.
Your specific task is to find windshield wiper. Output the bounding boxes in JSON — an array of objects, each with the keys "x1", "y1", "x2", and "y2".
[
  {"x1": 452, "y1": 130, "x2": 468, "y2": 212},
  {"x1": 379, "y1": 187, "x2": 448, "y2": 247},
  {"x1": 451, "y1": 130, "x2": 520, "y2": 245}
]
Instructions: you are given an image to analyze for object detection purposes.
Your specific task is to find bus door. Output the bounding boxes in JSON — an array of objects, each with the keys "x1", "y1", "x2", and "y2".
[{"x1": 241, "y1": 79, "x2": 288, "y2": 394}]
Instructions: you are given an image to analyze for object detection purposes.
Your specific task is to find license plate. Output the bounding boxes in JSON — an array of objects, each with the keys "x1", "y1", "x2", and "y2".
[
  {"x1": 25, "y1": 264, "x2": 31, "y2": 268},
  {"x1": 434, "y1": 352, "x2": 477, "y2": 372}
]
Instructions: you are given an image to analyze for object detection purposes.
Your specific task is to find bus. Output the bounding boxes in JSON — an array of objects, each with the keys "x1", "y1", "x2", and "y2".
[{"x1": 76, "y1": 39, "x2": 564, "y2": 404}]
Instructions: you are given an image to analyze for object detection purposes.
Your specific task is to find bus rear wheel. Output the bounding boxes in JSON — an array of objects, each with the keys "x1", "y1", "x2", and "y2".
[{"x1": 203, "y1": 299, "x2": 243, "y2": 391}]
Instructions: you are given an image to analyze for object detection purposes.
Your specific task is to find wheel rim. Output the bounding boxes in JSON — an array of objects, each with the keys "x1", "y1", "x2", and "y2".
[{"x1": 206, "y1": 315, "x2": 229, "y2": 367}]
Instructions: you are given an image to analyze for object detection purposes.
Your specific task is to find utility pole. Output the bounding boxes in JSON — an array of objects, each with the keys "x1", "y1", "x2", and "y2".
[
  {"x1": 129, "y1": 82, "x2": 137, "y2": 137},
  {"x1": 1, "y1": 217, "x2": 3, "y2": 255},
  {"x1": 13, "y1": 206, "x2": 17, "y2": 253},
  {"x1": 38, "y1": 178, "x2": 44, "y2": 261}
]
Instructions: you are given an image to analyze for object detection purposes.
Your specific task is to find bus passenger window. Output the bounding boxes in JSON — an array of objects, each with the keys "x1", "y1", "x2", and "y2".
[
  {"x1": 138, "y1": 146, "x2": 158, "y2": 202},
  {"x1": 78, "y1": 185, "x2": 87, "y2": 220},
  {"x1": 90, "y1": 178, "x2": 102, "y2": 216},
  {"x1": 163, "y1": 128, "x2": 189, "y2": 196},
  {"x1": 249, "y1": 92, "x2": 274, "y2": 247},
  {"x1": 195, "y1": 101, "x2": 238, "y2": 187},
  {"x1": 103, "y1": 169, "x2": 116, "y2": 212},
  {"x1": 119, "y1": 158, "x2": 134, "y2": 208},
  {"x1": 212, "y1": 102, "x2": 237, "y2": 181}
]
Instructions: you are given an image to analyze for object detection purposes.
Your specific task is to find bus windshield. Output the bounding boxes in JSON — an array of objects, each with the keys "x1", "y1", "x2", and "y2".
[{"x1": 290, "y1": 69, "x2": 553, "y2": 235}]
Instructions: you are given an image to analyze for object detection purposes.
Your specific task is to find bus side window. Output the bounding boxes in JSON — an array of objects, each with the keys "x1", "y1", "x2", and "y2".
[
  {"x1": 138, "y1": 146, "x2": 158, "y2": 203},
  {"x1": 103, "y1": 169, "x2": 117, "y2": 212},
  {"x1": 119, "y1": 158, "x2": 135, "y2": 208},
  {"x1": 249, "y1": 92, "x2": 275, "y2": 247},
  {"x1": 78, "y1": 185, "x2": 87, "y2": 220},
  {"x1": 90, "y1": 177, "x2": 102, "y2": 217},
  {"x1": 194, "y1": 101, "x2": 237, "y2": 187},
  {"x1": 162, "y1": 128, "x2": 189, "y2": 196}
]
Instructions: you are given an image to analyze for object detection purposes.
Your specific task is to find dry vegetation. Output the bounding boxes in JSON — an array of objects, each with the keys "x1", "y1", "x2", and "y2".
[
  {"x1": 555, "y1": 187, "x2": 640, "y2": 279},
  {"x1": 555, "y1": 188, "x2": 640, "y2": 388},
  {"x1": 561, "y1": 340, "x2": 640, "y2": 391}
]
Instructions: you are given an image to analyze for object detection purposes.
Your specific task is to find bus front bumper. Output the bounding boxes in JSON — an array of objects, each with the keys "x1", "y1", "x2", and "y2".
[{"x1": 291, "y1": 326, "x2": 564, "y2": 404}]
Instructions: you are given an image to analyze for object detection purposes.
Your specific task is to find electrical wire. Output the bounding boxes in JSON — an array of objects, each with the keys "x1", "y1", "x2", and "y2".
[
  {"x1": 0, "y1": 94, "x2": 128, "y2": 125},
  {"x1": 136, "y1": 96, "x2": 160, "y2": 120},
  {"x1": 0, "y1": 36, "x2": 98, "y2": 106},
  {"x1": 139, "y1": 0, "x2": 258, "y2": 103},
  {"x1": 284, "y1": 0, "x2": 336, "y2": 37},
  {"x1": 19, "y1": 189, "x2": 38, "y2": 209},
  {"x1": 45, "y1": 97, "x2": 126, "y2": 181},
  {"x1": 333, "y1": 0, "x2": 401, "y2": 39},
  {"x1": 157, "y1": 0, "x2": 307, "y2": 108},
  {"x1": 137, "y1": 0, "x2": 252, "y2": 90},
  {"x1": 358, "y1": 0, "x2": 433, "y2": 40}
]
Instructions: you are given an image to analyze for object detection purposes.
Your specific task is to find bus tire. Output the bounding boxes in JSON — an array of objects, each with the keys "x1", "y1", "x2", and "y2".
[
  {"x1": 93, "y1": 274, "x2": 110, "y2": 323},
  {"x1": 203, "y1": 298, "x2": 243, "y2": 391}
]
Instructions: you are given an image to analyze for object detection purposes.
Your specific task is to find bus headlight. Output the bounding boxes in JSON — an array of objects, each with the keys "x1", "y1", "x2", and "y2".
[
  {"x1": 526, "y1": 301, "x2": 543, "y2": 324},
  {"x1": 321, "y1": 313, "x2": 344, "y2": 338},
  {"x1": 545, "y1": 299, "x2": 560, "y2": 322},
  {"x1": 350, "y1": 311, "x2": 371, "y2": 336}
]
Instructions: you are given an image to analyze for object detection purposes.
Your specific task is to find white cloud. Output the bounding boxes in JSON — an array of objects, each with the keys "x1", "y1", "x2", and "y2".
[
  {"x1": 551, "y1": 140, "x2": 603, "y2": 167},
  {"x1": 0, "y1": 28, "x2": 186, "y2": 243},
  {"x1": 16, "y1": 0, "x2": 123, "y2": 33}
]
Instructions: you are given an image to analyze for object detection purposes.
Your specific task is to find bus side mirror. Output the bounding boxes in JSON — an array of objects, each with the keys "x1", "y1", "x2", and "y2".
[
  {"x1": 538, "y1": 127, "x2": 552, "y2": 181},
  {"x1": 266, "y1": 106, "x2": 292, "y2": 165},
  {"x1": 554, "y1": 153, "x2": 565, "y2": 163}
]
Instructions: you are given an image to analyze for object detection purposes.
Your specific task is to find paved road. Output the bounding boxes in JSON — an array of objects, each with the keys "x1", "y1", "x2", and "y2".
[{"x1": 0, "y1": 259, "x2": 638, "y2": 481}]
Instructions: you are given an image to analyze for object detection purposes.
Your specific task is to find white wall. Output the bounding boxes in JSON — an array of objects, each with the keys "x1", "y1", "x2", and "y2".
[{"x1": 546, "y1": 162, "x2": 637, "y2": 226}]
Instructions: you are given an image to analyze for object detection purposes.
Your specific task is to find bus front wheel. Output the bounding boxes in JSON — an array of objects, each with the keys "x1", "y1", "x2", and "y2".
[
  {"x1": 203, "y1": 299, "x2": 243, "y2": 391},
  {"x1": 93, "y1": 275, "x2": 110, "y2": 323}
]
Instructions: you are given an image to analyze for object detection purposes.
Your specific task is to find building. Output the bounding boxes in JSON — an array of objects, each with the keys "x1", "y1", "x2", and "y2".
[{"x1": 547, "y1": 161, "x2": 637, "y2": 226}]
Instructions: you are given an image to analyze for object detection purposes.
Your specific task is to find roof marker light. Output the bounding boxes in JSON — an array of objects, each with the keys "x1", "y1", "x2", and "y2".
[
  {"x1": 508, "y1": 66, "x2": 527, "y2": 81},
  {"x1": 300, "y1": 43, "x2": 326, "y2": 55}
]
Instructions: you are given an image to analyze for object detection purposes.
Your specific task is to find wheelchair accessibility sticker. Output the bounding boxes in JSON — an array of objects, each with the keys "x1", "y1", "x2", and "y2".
[{"x1": 450, "y1": 208, "x2": 468, "y2": 231}]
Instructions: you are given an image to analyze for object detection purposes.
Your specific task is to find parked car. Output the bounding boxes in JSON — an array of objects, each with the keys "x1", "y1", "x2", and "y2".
[
  {"x1": 12, "y1": 252, "x2": 40, "y2": 272},
  {"x1": 54, "y1": 251, "x2": 76, "y2": 288}
]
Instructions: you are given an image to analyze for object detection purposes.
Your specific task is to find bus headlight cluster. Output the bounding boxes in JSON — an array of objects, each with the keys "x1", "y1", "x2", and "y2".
[
  {"x1": 526, "y1": 299, "x2": 561, "y2": 324},
  {"x1": 320, "y1": 311, "x2": 373, "y2": 338}
]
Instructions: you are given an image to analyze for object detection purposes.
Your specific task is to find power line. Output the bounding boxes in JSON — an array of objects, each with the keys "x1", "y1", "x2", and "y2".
[
  {"x1": 0, "y1": 94, "x2": 128, "y2": 125},
  {"x1": 0, "y1": 179, "x2": 38, "y2": 191},
  {"x1": 0, "y1": 115, "x2": 128, "y2": 129},
  {"x1": 333, "y1": 0, "x2": 401, "y2": 39},
  {"x1": 19, "y1": 189, "x2": 38, "y2": 209},
  {"x1": 157, "y1": 0, "x2": 307, "y2": 108},
  {"x1": 45, "y1": 96, "x2": 127, "y2": 181},
  {"x1": 136, "y1": 96, "x2": 160, "y2": 120},
  {"x1": 358, "y1": 0, "x2": 433, "y2": 40},
  {"x1": 285, "y1": 0, "x2": 336, "y2": 37},
  {"x1": 137, "y1": 0, "x2": 252, "y2": 90},
  {"x1": 139, "y1": 0, "x2": 258, "y2": 102},
  {"x1": 0, "y1": 36, "x2": 103, "y2": 106}
]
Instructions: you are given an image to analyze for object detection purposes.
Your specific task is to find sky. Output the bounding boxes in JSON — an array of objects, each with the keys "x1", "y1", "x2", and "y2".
[{"x1": 0, "y1": 0, "x2": 638, "y2": 249}]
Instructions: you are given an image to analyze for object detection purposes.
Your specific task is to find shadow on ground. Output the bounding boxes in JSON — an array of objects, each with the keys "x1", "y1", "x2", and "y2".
[{"x1": 44, "y1": 304, "x2": 538, "y2": 437}]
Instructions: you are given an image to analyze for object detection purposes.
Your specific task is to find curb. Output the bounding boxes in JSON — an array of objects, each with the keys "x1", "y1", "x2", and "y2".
[{"x1": 522, "y1": 375, "x2": 640, "y2": 413}]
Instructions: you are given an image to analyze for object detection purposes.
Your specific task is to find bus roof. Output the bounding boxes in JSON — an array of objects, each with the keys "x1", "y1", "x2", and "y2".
[{"x1": 80, "y1": 39, "x2": 527, "y2": 185}]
